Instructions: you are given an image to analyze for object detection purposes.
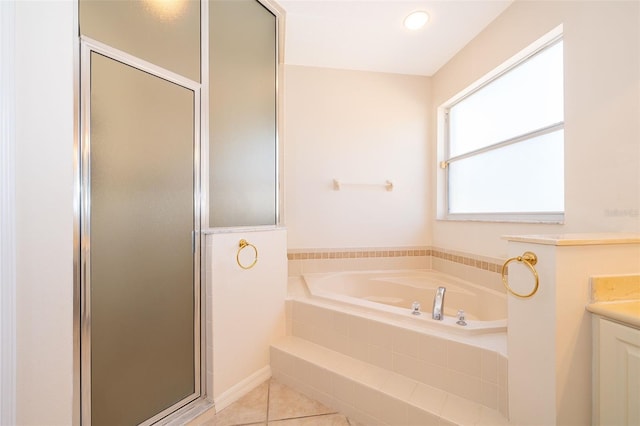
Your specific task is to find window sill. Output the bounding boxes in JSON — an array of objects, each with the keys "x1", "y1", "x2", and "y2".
[{"x1": 437, "y1": 212, "x2": 564, "y2": 224}]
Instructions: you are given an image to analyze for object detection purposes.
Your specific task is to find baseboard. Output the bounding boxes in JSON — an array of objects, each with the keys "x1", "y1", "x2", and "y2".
[{"x1": 213, "y1": 365, "x2": 271, "y2": 412}]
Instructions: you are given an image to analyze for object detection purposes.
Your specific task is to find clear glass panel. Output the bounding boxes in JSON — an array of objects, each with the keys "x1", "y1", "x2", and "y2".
[
  {"x1": 449, "y1": 40, "x2": 563, "y2": 157},
  {"x1": 209, "y1": 0, "x2": 277, "y2": 227},
  {"x1": 80, "y1": 0, "x2": 200, "y2": 82},
  {"x1": 448, "y1": 130, "x2": 564, "y2": 214},
  {"x1": 90, "y1": 53, "x2": 195, "y2": 425}
]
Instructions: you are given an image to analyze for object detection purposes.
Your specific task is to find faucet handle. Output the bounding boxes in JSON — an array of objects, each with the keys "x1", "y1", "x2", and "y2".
[
  {"x1": 411, "y1": 301, "x2": 421, "y2": 315},
  {"x1": 456, "y1": 309, "x2": 467, "y2": 326}
]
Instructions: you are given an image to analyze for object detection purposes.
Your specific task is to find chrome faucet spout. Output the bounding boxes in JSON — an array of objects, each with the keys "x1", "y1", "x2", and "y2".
[{"x1": 432, "y1": 286, "x2": 446, "y2": 320}]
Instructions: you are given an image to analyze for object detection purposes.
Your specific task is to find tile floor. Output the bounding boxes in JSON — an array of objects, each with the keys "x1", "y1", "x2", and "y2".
[{"x1": 188, "y1": 379, "x2": 361, "y2": 426}]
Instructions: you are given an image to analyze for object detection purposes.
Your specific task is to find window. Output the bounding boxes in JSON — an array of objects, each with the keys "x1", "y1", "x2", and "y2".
[{"x1": 439, "y1": 31, "x2": 564, "y2": 222}]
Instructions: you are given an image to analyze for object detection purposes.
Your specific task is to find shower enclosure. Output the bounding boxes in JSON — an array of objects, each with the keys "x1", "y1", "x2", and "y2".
[{"x1": 76, "y1": 0, "x2": 278, "y2": 424}]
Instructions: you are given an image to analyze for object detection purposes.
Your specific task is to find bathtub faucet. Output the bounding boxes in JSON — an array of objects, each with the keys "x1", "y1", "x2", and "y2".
[{"x1": 432, "y1": 286, "x2": 446, "y2": 320}]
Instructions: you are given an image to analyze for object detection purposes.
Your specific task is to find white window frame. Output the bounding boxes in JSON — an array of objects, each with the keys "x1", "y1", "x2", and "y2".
[{"x1": 436, "y1": 25, "x2": 565, "y2": 224}]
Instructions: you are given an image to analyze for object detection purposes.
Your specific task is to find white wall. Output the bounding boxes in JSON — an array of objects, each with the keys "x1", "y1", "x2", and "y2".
[
  {"x1": 0, "y1": 1, "x2": 16, "y2": 424},
  {"x1": 15, "y1": 1, "x2": 75, "y2": 424},
  {"x1": 207, "y1": 229, "x2": 287, "y2": 409},
  {"x1": 431, "y1": 0, "x2": 640, "y2": 258},
  {"x1": 284, "y1": 65, "x2": 431, "y2": 250}
]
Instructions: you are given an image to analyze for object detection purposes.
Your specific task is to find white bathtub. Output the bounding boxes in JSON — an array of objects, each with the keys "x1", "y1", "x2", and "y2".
[{"x1": 303, "y1": 269, "x2": 507, "y2": 334}]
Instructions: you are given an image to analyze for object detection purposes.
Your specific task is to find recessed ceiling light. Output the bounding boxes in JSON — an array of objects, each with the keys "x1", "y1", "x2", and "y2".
[{"x1": 404, "y1": 11, "x2": 430, "y2": 31}]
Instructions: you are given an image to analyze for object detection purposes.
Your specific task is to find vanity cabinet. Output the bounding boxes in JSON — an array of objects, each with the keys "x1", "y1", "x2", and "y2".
[{"x1": 592, "y1": 316, "x2": 640, "y2": 426}]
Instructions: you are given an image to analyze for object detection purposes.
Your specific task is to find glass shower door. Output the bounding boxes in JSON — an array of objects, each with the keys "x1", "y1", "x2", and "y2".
[{"x1": 83, "y1": 49, "x2": 200, "y2": 425}]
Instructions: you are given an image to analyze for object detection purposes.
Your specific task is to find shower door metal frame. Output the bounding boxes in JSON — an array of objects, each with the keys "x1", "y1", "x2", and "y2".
[{"x1": 78, "y1": 36, "x2": 203, "y2": 426}]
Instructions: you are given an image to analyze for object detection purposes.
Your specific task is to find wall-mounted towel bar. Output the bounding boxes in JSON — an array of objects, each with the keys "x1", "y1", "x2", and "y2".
[{"x1": 333, "y1": 179, "x2": 394, "y2": 191}]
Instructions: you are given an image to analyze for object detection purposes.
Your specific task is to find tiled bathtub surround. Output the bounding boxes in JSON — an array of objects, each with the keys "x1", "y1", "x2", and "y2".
[
  {"x1": 286, "y1": 299, "x2": 509, "y2": 420},
  {"x1": 282, "y1": 249, "x2": 510, "y2": 423},
  {"x1": 272, "y1": 337, "x2": 509, "y2": 426},
  {"x1": 430, "y1": 249, "x2": 505, "y2": 274},
  {"x1": 287, "y1": 247, "x2": 505, "y2": 274},
  {"x1": 288, "y1": 248, "x2": 431, "y2": 260},
  {"x1": 288, "y1": 247, "x2": 508, "y2": 293},
  {"x1": 287, "y1": 247, "x2": 430, "y2": 277}
]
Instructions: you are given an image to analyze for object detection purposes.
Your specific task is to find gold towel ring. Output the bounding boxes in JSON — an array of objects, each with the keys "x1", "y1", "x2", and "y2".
[
  {"x1": 237, "y1": 239, "x2": 258, "y2": 270},
  {"x1": 501, "y1": 251, "x2": 539, "y2": 298}
]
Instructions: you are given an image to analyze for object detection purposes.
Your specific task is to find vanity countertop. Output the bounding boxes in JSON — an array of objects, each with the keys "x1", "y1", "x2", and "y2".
[
  {"x1": 587, "y1": 300, "x2": 640, "y2": 329},
  {"x1": 503, "y1": 232, "x2": 640, "y2": 246}
]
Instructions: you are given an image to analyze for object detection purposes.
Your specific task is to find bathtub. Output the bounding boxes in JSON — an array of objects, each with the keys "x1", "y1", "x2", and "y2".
[{"x1": 303, "y1": 269, "x2": 507, "y2": 334}]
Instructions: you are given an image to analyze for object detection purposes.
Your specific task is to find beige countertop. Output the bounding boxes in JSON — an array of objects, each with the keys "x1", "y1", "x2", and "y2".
[
  {"x1": 587, "y1": 300, "x2": 640, "y2": 329},
  {"x1": 503, "y1": 232, "x2": 640, "y2": 246}
]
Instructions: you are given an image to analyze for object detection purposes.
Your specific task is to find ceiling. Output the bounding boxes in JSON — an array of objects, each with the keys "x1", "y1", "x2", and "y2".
[{"x1": 278, "y1": 0, "x2": 513, "y2": 76}]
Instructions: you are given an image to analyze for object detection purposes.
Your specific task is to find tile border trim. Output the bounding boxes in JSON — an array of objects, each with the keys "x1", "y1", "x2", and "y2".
[
  {"x1": 287, "y1": 247, "x2": 506, "y2": 274},
  {"x1": 432, "y1": 248, "x2": 505, "y2": 273},
  {"x1": 287, "y1": 248, "x2": 430, "y2": 260}
]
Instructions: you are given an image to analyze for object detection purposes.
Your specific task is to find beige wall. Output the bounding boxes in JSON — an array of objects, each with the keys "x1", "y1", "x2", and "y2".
[
  {"x1": 284, "y1": 1, "x2": 640, "y2": 257},
  {"x1": 284, "y1": 65, "x2": 431, "y2": 250},
  {"x1": 15, "y1": 1, "x2": 75, "y2": 424},
  {"x1": 431, "y1": 0, "x2": 640, "y2": 258}
]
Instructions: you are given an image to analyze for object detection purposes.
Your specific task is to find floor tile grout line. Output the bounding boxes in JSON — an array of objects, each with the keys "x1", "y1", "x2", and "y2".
[
  {"x1": 266, "y1": 378, "x2": 272, "y2": 422},
  {"x1": 266, "y1": 378, "x2": 346, "y2": 423},
  {"x1": 221, "y1": 378, "x2": 353, "y2": 426},
  {"x1": 267, "y1": 411, "x2": 351, "y2": 426},
  {"x1": 268, "y1": 411, "x2": 341, "y2": 422}
]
